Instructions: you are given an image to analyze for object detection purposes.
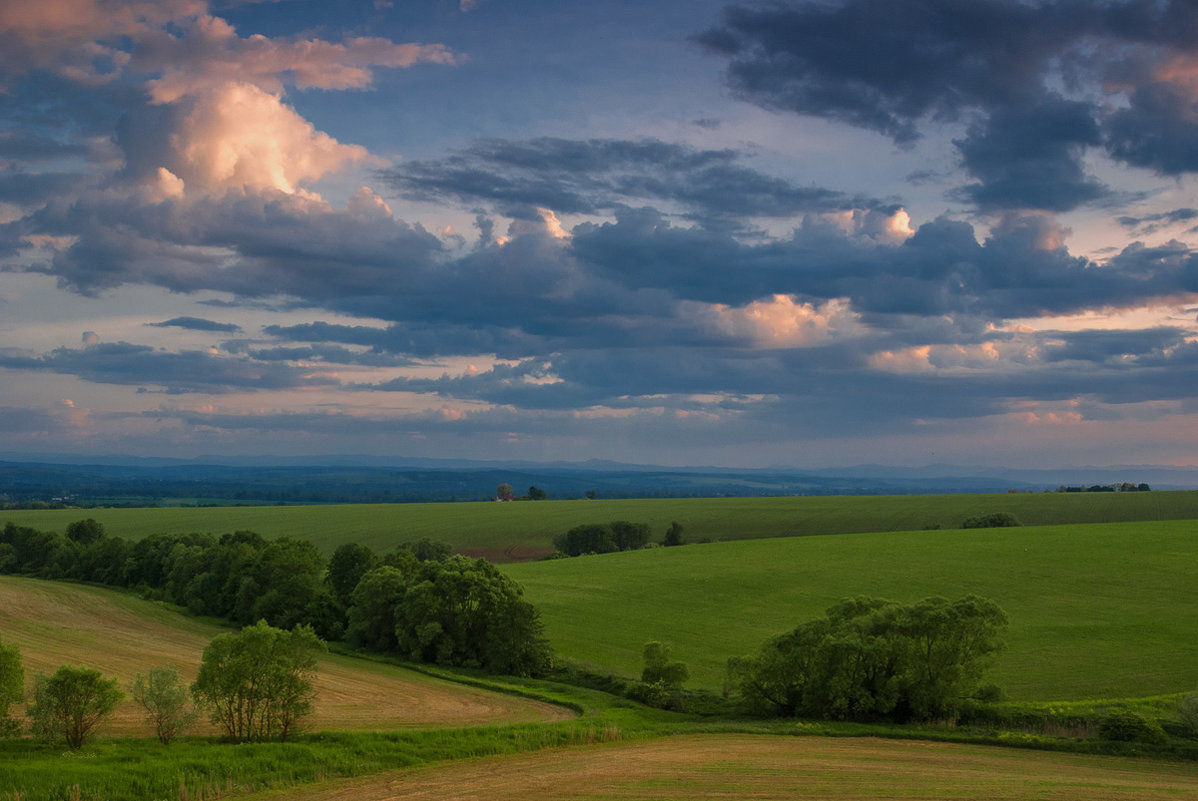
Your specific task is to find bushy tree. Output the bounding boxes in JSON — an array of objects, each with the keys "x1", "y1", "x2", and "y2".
[
  {"x1": 662, "y1": 521, "x2": 685, "y2": 546},
  {"x1": 642, "y1": 641, "x2": 689, "y2": 688},
  {"x1": 326, "y1": 542, "x2": 378, "y2": 607},
  {"x1": 1178, "y1": 693, "x2": 1198, "y2": 737},
  {"x1": 28, "y1": 665, "x2": 123, "y2": 748},
  {"x1": 553, "y1": 524, "x2": 616, "y2": 556},
  {"x1": 0, "y1": 635, "x2": 23, "y2": 737},
  {"x1": 346, "y1": 566, "x2": 408, "y2": 652},
  {"x1": 130, "y1": 666, "x2": 197, "y2": 744},
  {"x1": 397, "y1": 538, "x2": 453, "y2": 563},
  {"x1": 610, "y1": 521, "x2": 651, "y2": 551},
  {"x1": 191, "y1": 620, "x2": 324, "y2": 742},
  {"x1": 727, "y1": 595, "x2": 1007, "y2": 722},
  {"x1": 65, "y1": 518, "x2": 105, "y2": 545},
  {"x1": 393, "y1": 557, "x2": 550, "y2": 675},
  {"x1": 962, "y1": 513, "x2": 1021, "y2": 529}
]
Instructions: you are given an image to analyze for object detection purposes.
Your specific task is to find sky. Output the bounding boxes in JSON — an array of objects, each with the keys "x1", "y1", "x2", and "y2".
[{"x1": 1, "y1": 0, "x2": 1197, "y2": 469}]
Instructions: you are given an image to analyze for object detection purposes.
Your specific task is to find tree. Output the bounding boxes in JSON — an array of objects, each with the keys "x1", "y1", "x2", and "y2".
[
  {"x1": 727, "y1": 595, "x2": 1007, "y2": 722},
  {"x1": 526, "y1": 485, "x2": 547, "y2": 501},
  {"x1": 131, "y1": 666, "x2": 197, "y2": 745},
  {"x1": 65, "y1": 518, "x2": 105, "y2": 545},
  {"x1": 641, "y1": 641, "x2": 689, "y2": 688},
  {"x1": 326, "y1": 542, "x2": 378, "y2": 607},
  {"x1": 393, "y1": 557, "x2": 550, "y2": 675},
  {"x1": 191, "y1": 620, "x2": 324, "y2": 742},
  {"x1": 0, "y1": 635, "x2": 23, "y2": 737},
  {"x1": 27, "y1": 665, "x2": 123, "y2": 748},
  {"x1": 609, "y1": 521, "x2": 651, "y2": 551},
  {"x1": 346, "y1": 566, "x2": 409, "y2": 652},
  {"x1": 496, "y1": 483, "x2": 515, "y2": 501},
  {"x1": 553, "y1": 524, "x2": 616, "y2": 556},
  {"x1": 397, "y1": 538, "x2": 453, "y2": 562},
  {"x1": 663, "y1": 521, "x2": 685, "y2": 547}
]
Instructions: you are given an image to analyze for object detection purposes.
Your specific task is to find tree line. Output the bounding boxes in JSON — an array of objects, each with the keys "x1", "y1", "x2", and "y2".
[{"x1": 0, "y1": 520, "x2": 550, "y2": 678}]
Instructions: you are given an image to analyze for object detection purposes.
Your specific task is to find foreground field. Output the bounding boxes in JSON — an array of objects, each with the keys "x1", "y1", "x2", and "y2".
[
  {"x1": 4, "y1": 490, "x2": 1197, "y2": 558},
  {"x1": 239, "y1": 734, "x2": 1198, "y2": 801},
  {"x1": 0, "y1": 576, "x2": 571, "y2": 736},
  {"x1": 503, "y1": 520, "x2": 1198, "y2": 699}
]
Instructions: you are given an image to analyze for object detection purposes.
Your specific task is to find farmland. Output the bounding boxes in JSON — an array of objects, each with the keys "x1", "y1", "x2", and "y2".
[
  {"x1": 3, "y1": 489, "x2": 1196, "y2": 559},
  {"x1": 504, "y1": 519, "x2": 1198, "y2": 698},
  {"x1": 0, "y1": 576, "x2": 570, "y2": 736},
  {"x1": 236, "y1": 734, "x2": 1198, "y2": 801},
  {"x1": 3, "y1": 491, "x2": 1198, "y2": 800}
]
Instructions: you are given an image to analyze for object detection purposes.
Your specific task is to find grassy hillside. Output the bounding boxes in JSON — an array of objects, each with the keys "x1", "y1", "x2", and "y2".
[
  {"x1": 237, "y1": 734, "x2": 1198, "y2": 801},
  {"x1": 0, "y1": 576, "x2": 570, "y2": 736},
  {"x1": 503, "y1": 520, "x2": 1198, "y2": 700},
  {"x1": 4, "y1": 490, "x2": 1197, "y2": 558}
]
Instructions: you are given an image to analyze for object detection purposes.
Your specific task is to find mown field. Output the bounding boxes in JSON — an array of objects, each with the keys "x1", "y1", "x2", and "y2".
[
  {"x1": 503, "y1": 519, "x2": 1198, "y2": 699},
  {"x1": 238, "y1": 734, "x2": 1198, "y2": 801},
  {"x1": 0, "y1": 576, "x2": 570, "y2": 736},
  {"x1": 4, "y1": 489, "x2": 1197, "y2": 558}
]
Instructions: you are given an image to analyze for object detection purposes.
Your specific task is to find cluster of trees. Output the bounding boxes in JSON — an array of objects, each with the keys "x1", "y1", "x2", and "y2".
[
  {"x1": 727, "y1": 596, "x2": 1007, "y2": 723},
  {"x1": 344, "y1": 554, "x2": 550, "y2": 675},
  {"x1": 0, "y1": 620, "x2": 323, "y2": 748},
  {"x1": 0, "y1": 521, "x2": 550, "y2": 677},
  {"x1": 553, "y1": 521, "x2": 684, "y2": 556},
  {"x1": 495, "y1": 483, "x2": 548, "y2": 501},
  {"x1": 961, "y1": 512, "x2": 1021, "y2": 529}
]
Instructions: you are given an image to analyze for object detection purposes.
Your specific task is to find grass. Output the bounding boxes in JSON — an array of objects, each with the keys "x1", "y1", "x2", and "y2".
[
  {"x1": 3, "y1": 490, "x2": 1197, "y2": 558},
  {"x1": 0, "y1": 576, "x2": 571, "y2": 737},
  {"x1": 231, "y1": 733, "x2": 1198, "y2": 801},
  {"x1": 502, "y1": 519, "x2": 1198, "y2": 699}
]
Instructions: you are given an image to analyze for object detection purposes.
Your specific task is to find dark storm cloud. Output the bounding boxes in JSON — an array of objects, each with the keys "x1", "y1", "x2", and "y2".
[
  {"x1": 1105, "y1": 82, "x2": 1198, "y2": 175},
  {"x1": 1039, "y1": 327, "x2": 1189, "y2": 364},
  {"x1": 382, "y1": 137, "x2": 874, "y2": 226},
  {"x1": 694, "y1": 0, "x2": 1071, "y2": 143},
  {"x1": 0, "y1": 342, "x2": 334, "y2": 394},
  {"x1": 572, "y1": 211, "x2": 1198, "y2": 317},
  {"x1": 146, "y1": 316, "x2": 242, "y2": 333},
  {"x1": 697, "y1": 0, "x2": 1198, "y2": 204},
  {"x1": 954, "y1": 96, "x2": 1107, "y2": 211}
]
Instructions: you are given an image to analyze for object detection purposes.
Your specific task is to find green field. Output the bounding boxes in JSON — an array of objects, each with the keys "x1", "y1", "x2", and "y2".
[
  {"x1": 503, "y1": 520, "x2": 1198, "y2": 700},
  {"x1": 4, "y1": 490, "x2": 1197, "y2": 558}
]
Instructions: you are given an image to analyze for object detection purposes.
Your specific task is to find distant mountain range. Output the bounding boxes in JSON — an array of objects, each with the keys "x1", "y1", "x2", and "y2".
[{"x1": 1, "y1": 453, "x2": 1194, "y2": 506}]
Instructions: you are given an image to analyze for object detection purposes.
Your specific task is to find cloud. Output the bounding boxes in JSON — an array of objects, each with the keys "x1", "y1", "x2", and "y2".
[
  {"x1": 146, "y1": 316, "x2": 242, "y2": 333},
  {"x1": 132, "y1": 13, "x2": 458, "y2": 104},
  {"x1": 954, "y1": 96, "x2": 1107, "y2": 211},
  {"x1": 382, "y1": 137, "x2": 876, "y2": 227},
  {"x1": 0, "y1": 341, "x2": 335, "y2": 394}
]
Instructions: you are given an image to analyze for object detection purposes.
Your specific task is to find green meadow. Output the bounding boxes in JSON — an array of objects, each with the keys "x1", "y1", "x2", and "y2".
[
  {"x1": 503, "y1": 519, "x2": 1198, "y2": 699},
  {"x1": 4, "y1": 489, "x2": 1197, "y2": 557}
]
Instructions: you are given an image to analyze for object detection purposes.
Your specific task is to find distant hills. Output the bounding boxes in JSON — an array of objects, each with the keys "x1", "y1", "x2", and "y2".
[{"x1": 2, "y1": 453, "x2": 1195, "y2": 506}]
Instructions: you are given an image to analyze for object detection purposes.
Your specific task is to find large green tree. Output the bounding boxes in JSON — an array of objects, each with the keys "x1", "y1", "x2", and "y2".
[
  {"x1": 27, "y1": 665, "x2": 123, "y2": 748},
  {"x1": 191, "y1": 620, "x2": 324, "y2": 742},
  {"x1": 393, "y1": 556, "x2": 551, "y2": 676},
  {"x1": 727, "y1": 595, "x2": 1006, "y2": 722}
]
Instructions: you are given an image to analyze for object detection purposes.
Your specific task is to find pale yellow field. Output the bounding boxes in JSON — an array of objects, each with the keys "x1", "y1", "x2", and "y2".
[
  {"x1": 240, "y1": 733, "x2": 1198, "y2": 801},
  {"x1": 0, "y1": 576, "x2": 572, "y2": 736}
]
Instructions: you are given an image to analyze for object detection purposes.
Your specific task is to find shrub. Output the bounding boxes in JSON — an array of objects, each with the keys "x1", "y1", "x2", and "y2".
[{"x1": 1098, "y1": 710, "x2": 1168, "y2": 745}]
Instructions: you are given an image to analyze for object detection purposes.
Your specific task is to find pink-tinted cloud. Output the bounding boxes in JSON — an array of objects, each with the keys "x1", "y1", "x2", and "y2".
[
  {"x1": 167, "y1": 82, "x2": 379, "y2": 195},
  {"x1": 135, "y1": 14, "x2": 459, "y2": 103}
]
